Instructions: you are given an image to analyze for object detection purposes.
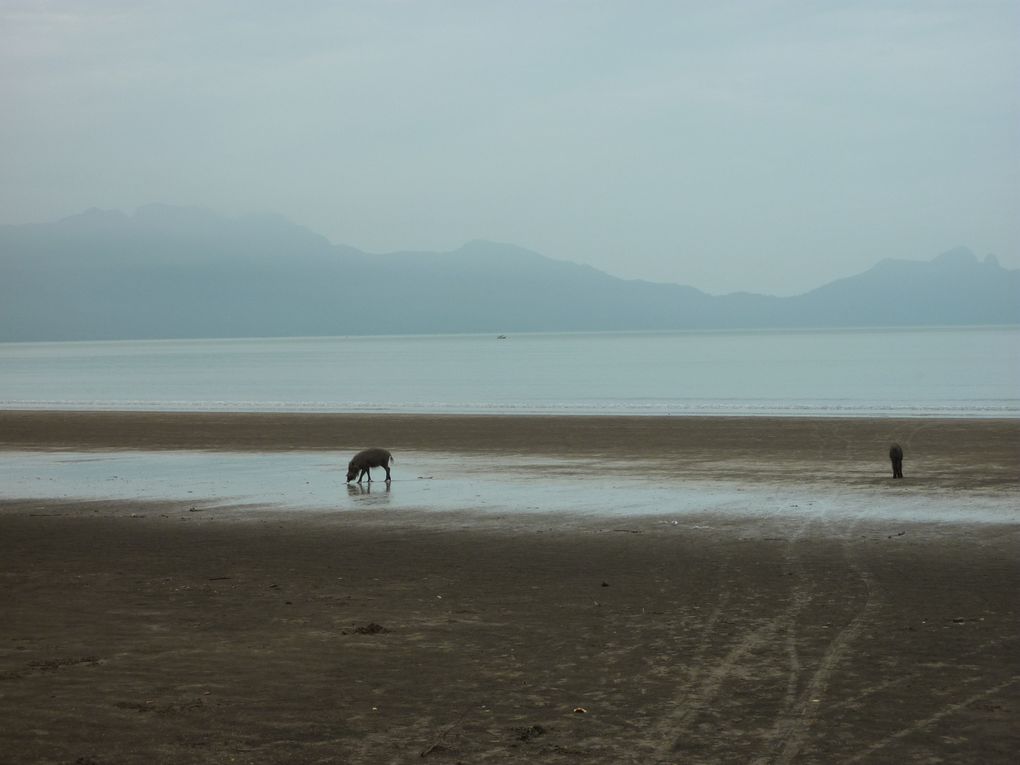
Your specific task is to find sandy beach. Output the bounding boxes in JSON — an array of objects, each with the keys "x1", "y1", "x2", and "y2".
[{"x1": 1, "y1": 411, "x2": 1018, "y2": 763}]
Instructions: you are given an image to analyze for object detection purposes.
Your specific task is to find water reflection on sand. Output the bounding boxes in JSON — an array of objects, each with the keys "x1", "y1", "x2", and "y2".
[
  {"x1": 1, "y1": 449, "x2": 1017, "y2": 525},
  {"x1": 346, "y1": 480, "x2": 392, "y2": 506}
]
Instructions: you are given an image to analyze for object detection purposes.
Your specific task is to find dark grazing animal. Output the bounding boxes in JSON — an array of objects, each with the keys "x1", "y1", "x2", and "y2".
[
  {"x1": 889, "y1": 443, "x2": 904, "y2": 479},
  {"x1": 346, "y1": 448, "x2": 393, "y2": 483}
]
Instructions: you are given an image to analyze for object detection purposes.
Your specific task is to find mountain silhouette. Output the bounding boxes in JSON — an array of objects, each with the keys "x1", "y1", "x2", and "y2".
[{"x1": 1, "y1": 206, "x2": 1016, "y2": 341}]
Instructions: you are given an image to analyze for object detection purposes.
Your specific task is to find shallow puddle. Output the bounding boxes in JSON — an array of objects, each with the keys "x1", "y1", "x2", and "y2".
[{"x1": 1, "y1": 449, "x2": 1017, "y2": 525}]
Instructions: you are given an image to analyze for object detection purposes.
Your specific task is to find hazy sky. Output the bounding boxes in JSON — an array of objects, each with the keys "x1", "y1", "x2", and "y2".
[{"x1": 2, "y1": 1, "x2": 1017, "y2": 295}]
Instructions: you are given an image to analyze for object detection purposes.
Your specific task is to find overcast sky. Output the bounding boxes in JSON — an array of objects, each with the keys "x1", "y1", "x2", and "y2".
[{"x1": 1, "y1": 1, "x2": 1017, "y2": 295}]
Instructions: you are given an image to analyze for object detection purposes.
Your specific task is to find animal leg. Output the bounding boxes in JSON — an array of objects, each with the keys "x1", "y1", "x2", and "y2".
[{"x1": 384, "y1": 465, "x2": 391, "y2": 481}]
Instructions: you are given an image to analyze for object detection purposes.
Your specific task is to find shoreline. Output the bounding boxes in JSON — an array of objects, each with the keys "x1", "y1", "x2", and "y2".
[{"x1": 5, "y1": 407, "x2": 1020, "y2": 419}]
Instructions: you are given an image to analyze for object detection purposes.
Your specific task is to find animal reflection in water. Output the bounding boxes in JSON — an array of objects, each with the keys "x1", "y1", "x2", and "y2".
[
  {"x1": 346, "y1": 448, "x2": 393, "y2": 483},
  {"x1": 347, "y1": 481, "x2": 391, "y2": 498}
]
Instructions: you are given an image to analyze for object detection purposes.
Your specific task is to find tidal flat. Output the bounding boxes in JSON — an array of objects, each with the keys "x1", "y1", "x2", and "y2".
[{"x1": 1, "y1": 411, "x2": 1018, "y2": 763}]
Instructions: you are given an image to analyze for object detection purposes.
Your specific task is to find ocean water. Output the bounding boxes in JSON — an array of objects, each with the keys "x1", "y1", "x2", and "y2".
[{"x1": 0, "y1": 327, "x2": 1017, "y2": 418}]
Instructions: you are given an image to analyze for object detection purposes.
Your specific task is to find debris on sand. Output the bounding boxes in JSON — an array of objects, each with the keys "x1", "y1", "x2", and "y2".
[
  {"x1": 512, "y1": 724, "x2": 546, "y2": 741},
  {"x1": 353, "y1": 622, "x2": 389, "y2": 635},
  {"x1": 572, "y1": 707, "x2": 588, "y2": 714}
]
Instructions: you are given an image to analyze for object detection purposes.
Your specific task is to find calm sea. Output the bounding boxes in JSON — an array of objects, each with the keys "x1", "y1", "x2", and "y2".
[{"x1": 0, "y1": 327, "x2": 1017, "y2": 418}]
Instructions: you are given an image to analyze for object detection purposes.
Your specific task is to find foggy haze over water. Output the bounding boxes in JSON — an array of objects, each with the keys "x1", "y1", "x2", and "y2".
[{"x1": 1, "y1": 2, "x2": 1017, "y2": 296}]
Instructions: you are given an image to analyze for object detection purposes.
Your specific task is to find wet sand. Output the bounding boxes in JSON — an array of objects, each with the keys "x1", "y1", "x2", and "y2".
[
  {"x1": 2, "y1": 409, "x2": 1019, "y2": 489},
  {"x1": 1, "y1": 411, "x2": 1019, "y2": 763}
]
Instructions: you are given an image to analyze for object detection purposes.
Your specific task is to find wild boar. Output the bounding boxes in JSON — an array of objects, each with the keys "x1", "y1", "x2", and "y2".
[
  {"x1": 346, "y1": 448, "x2": 393, "y2": 483},
  {"x1": 889, "y1": 443, "x2": 904, "y2": 479}
]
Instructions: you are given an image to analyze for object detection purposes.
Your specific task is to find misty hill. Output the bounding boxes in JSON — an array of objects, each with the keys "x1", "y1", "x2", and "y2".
[{"x1": 1, "y1": 205, "x2": 1017, "y2": 341}]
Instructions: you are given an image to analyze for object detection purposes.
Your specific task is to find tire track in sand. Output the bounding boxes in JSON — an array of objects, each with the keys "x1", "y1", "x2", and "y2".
[
  {"x1": 765, "y1": 564, "x2": 875, "y2": 765},
  {"x1": 756, "y1": 421, "x2": 879, "y2": 764},
  {"x1": 844, "y1": 675, "x2": 1020, "y2": 763},
  {"x1": 650, "y1": 512, "x2": 821, "y2": 761}
]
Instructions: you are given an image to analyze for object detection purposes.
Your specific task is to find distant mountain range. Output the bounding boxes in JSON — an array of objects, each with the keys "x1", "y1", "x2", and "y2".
[{"x1": 1, "y1": 204, "x2": 1017, "y2": 341}]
